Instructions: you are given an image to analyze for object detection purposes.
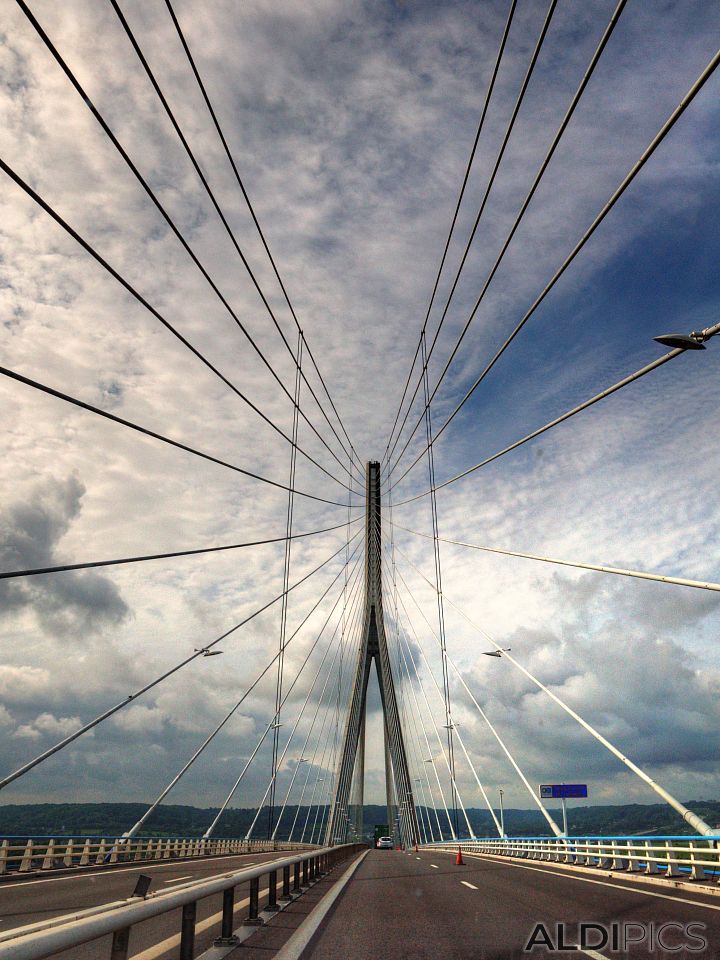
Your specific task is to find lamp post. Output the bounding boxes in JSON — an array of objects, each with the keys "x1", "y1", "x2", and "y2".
[{"x1": 499, "y1": 788, "x2": 505, "y2": 838}]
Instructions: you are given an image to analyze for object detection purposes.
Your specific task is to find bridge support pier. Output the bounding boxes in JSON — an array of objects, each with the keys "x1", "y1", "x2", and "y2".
[{"x1": 326, "y1": 462, "x2": 419, "y2": 847}]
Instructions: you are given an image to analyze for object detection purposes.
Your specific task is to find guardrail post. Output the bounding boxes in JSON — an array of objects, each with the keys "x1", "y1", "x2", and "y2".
[
  {"x1": 281, "y1": 863, "x2": 291, "y2": 901},
  {"x1": 214, "y1": 887, "x2": 239, "y2": 946},
  {"x1": 293, "y1": 860, "x2": 302, "y2": 893},
  {"x1": 689, "y1": 842, "x2": 706, "y2": 881},
  {"x1": 665, "y1": 842, "x2": 682, "y2": 877},
  {"x1": 0, "y1": 840, "x2": 7, "y2": 874},
  {"x1": 109, "y1": 839, "x2": 119, "y2": 864},
  {"x1": 267, "y1": 869, "x2": 279, "y2": 911},
  {"x1": 302, "y1": 858, "x2": 309, "y2": 886},
  {"x1": 244, "y1": 876, "x2": 263, "y2": 925},
  {"x1": 110, "y1": 926, "x2": 131, "y2": 960},
  {"x1": 19, "y1": 839, "x2": 34, "y2": 872},
  {"x1": 61, "y1": 838, "x2": 73, "y2": 868},
  {"x1": 80, "y1": 838, "x2": 91, "y2": 866},
  {"x1": 644, "y1": 841, "x2": 661, "y2": 874},
  {"x1": 41, "y1": 839, "x2": 55, "y2": 870},
  {"x1": 626, "y1": 840, "x2": 641, "y2": 872},
  {"x1": 580, "y1": 840, "x2": 593, "y2": 866},
  {"x1": 96, "y1": 840, "x2": 107, "y2": 865},
  {"x1": 179, "y1": 900, "x2": 196, "y2": 960},
  {"x1": 611, "y1": 841, "x2": 628, "y2": 871}
]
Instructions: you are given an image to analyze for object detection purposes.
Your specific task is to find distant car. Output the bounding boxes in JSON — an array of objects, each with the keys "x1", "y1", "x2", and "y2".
[{"x1": 376, "y1": 836, "x2": 394, "y2": 849}]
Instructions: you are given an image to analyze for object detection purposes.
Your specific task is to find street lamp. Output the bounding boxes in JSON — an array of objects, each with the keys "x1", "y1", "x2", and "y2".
[{"x1": 499, "y1": 789, "x2": 505, "y2": 838}]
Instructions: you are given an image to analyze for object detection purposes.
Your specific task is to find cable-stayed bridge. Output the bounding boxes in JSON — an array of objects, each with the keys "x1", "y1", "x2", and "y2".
[{"x1": 1, "y1": 0, "x2": 719, "y2": 958}]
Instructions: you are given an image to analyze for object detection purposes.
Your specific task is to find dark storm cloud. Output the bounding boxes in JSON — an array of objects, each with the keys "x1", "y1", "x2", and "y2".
[{"x1": 0, "y1": 475, "x2": 129, "y2": 636}]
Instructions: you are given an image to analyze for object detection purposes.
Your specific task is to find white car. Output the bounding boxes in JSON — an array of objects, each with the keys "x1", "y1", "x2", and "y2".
[{"x1": 376, "y1": 836, "x2": 394, "y2": 849}]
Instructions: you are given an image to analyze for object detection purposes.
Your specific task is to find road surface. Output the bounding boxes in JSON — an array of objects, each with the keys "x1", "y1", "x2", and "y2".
[{"x1": 299, "y1": 848, "x2": 720, "y2": 959}]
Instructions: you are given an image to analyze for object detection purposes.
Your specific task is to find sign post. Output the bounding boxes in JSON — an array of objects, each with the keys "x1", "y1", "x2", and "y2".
[{"x1": 539, "y1": 784, "x2": 588, "y2": 836}]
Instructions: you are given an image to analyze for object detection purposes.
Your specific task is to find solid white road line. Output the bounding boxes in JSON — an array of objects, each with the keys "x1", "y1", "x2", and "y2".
[
  {"x1": 162, "y1": 876, "x2": 193, "y2": 884},
  {"x1": 460, "y1": 881, "x2": 478, "y2": 890}
]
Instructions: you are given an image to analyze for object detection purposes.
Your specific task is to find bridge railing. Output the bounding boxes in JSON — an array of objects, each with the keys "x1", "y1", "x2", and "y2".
[
  {"x1": 0, "y1": 842, "x2": 366, "y2": 960},
  {"x1": 424, "y1": 836, "x2": 720, "y2": 881},
  {"x1": 0, "y1": 835, "x2": 316, "y2": 876}
]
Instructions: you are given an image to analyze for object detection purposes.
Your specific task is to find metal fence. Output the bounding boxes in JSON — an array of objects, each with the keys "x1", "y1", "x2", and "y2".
[
  {"x1": 425, "y1": 835, "x2": 720, "y2": 881},
  {"x1": 0, "y1": 842, "x2": 366, "y2": 960},
  {"x1": 0, "y1": 835, "x2": 315, "y2": 875}
]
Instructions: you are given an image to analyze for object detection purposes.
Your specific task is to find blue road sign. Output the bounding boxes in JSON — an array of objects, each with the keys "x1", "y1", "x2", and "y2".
[{"x1": 539, "y1": 783, "x2": 588, "y2": 799}]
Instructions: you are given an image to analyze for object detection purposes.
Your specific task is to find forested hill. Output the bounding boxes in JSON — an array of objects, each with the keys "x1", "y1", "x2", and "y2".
[{"x1": 1, "y1": 801, "x2": 720, "y2": 838}]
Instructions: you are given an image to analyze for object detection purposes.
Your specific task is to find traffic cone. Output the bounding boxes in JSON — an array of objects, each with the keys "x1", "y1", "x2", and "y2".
[{"x1": 455, "y1": 845, "x2": 464, "y2": 866}]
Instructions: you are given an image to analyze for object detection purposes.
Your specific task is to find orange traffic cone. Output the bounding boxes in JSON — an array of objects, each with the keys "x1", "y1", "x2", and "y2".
[{"x1": 455, "y1": 845, "x2": 464, "y2": 866}]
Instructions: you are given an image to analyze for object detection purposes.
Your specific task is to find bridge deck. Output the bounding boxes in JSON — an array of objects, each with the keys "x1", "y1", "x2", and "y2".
[
  {"x1": 290, "y1": 849, "x2": 720, "y2": 959},
  {"x1": 0, "y1": 850, "x2": 285, "y2": 960}
]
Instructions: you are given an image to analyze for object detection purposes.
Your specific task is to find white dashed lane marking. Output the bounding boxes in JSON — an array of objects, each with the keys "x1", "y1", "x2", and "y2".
[
  {"x1": 461, "y1": 881, "x2": 478, "y2": 890},
  {"x1": 430, "y1": 864, "x2": 438, "y2": 869}
]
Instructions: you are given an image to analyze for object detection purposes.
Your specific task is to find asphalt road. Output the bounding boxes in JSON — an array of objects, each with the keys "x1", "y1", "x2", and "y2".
[
  {"x1": 0, "y1": 850, "x2": 287, "y2": 960},
  {"x1": 301, "y1": 849, "x2": 720, "y2": 960}
]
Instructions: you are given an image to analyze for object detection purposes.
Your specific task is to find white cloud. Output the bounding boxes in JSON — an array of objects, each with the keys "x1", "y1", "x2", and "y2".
[{"x1": 15, "y1": 712, "x2": 85, "y2": 740}]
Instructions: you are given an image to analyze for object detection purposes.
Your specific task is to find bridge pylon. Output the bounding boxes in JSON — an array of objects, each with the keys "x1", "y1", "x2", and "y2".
[{"x1": 326, "y1": 461, "x2": 419, "y2": 846}]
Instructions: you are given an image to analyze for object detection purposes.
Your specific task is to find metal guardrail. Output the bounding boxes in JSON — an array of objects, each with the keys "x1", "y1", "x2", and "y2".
[
  {"x1": 0, "y1": 842, "x2": 366, "y2": 959},
  {"x1": 425, "y1": 835, "x2": 720, "y2": 880},
  {"x1": 0, "y1": 835, "x2": 314, "y2": 875}
]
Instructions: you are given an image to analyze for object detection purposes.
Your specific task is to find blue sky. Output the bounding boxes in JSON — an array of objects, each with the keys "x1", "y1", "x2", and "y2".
[{"x1": 0, "y1": 0, "x2": 718, "y2": 826}]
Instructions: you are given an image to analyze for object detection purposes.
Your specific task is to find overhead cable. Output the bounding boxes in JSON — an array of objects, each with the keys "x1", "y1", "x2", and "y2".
[
  {"x1": 385, "y1": 0, "x2": 627, "y2": 479},
  {"x1": 389, "y1": 44, "x2": 720, "y2": 486},
  {"x1": 385, "y1": 0, "x2": 559, "y2": 474},
  {"x1": 0, "y1": 363, "x2": 360, "y2": 509},
  {"x1": 381, "y1": 0, "x2": 519, "y2": 463},
  {"x1": 163, "y1": 0, "x2": 362, "y2": 480},
  {"x1": 15, "y1": 0, "x2": 362, "y2": 493},
  {"x1": 389, "y1": 519, "x2": 720, "y2": 593},
  {"x1": 109, "y1": 0, "x2": 363, "y2": 487},
  {"x1": 392, "y1": 341, "x2": 706, "y2": 506},
  {"x1": 0, "y1": 517, "x2": 363, "y2": 581},
  {"x1": 0, "y1": 529, "x2": 363, "y2": 793},
  {"x1": 0, "y1": 155, "x2": 354, "y2": 495},
  {"x1": 395, "y1": 545, "x2": 715, "y2": 836},
  {"x1": 125, "y1": 545, "x2": 364, "y2": 841}
]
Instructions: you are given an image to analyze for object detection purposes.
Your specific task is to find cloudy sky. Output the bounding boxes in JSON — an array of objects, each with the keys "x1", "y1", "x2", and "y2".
[{"x1": 0, "y1": 0, "x2": 719, "y2": 833}]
